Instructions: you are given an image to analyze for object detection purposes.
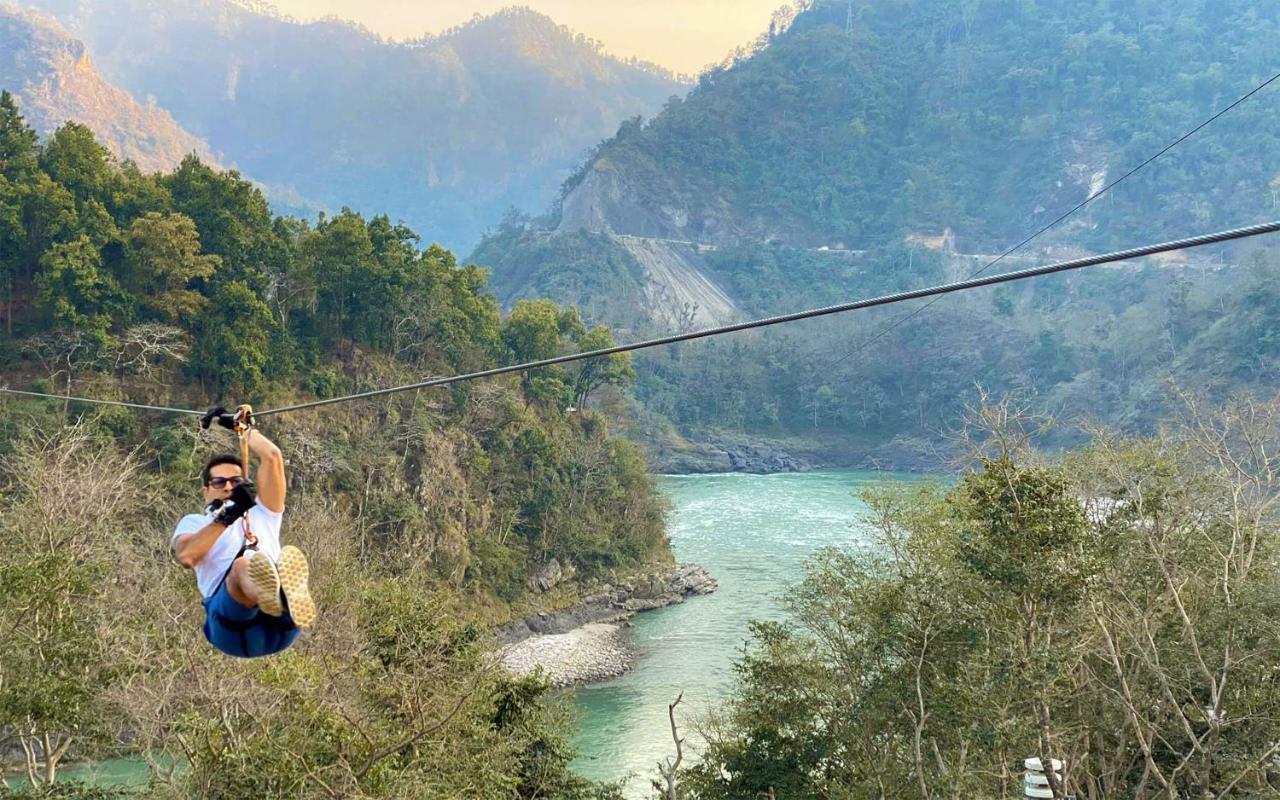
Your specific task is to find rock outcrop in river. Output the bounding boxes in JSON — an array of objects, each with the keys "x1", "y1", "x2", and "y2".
[{"x1": 496, "y1": 563, "x2": 718, "y2": 686}]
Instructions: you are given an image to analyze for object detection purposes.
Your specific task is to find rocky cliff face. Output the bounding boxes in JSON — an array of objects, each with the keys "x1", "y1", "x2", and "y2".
[
  {"x1": 0, "y1": 4, "x2": 212, "y2": 172},
  {"x1": 617, "y1": 236, "x2": 738, "y2": 329}
]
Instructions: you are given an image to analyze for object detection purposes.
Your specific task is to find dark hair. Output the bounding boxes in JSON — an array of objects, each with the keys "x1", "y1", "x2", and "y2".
[{"x1": 202, "y1": 454, "x2": 244, "y2": 485}]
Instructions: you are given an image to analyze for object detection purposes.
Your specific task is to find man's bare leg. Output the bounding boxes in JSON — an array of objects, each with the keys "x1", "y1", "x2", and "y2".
[{"x1": 226, "y1": 556, "x2": 261, "y2": 608}]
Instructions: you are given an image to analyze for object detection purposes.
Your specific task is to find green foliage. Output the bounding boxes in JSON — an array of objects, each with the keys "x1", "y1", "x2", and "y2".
[
  {"x1": 952, "y1": 457, "x2": 1092, "y2": 603},
  {"x1": 475, "y1": 0, "x2": 1280, "y2": 456},
  {"x1": 35, "y1": 235, "x2": 122, "y2": 343},
  {"x1": 0, "y1": 553, "x2": 109, "y2": 741},
  {"x1": 686, "y1": 402, "x2": 1280, "y2": 798},
  {"x1": 121, "y1": 212, "x2": 219, "y2": 322},
  {"x1": 562, "y1": 0, "x2": 1280, "y2": 250},
  {"x1": 571, "y1": 326, "x2": 634, "y2": 405},
  {"x1": 489, "y1": 674, "x2": 601, "y2": 800},
  {"x1": 502, "y1": 299, "x2": 563, "y2": 363},
  {"x1": 162, "y1": 156, "x2": 274, "y2": 288},
  {"x1": 190, "y1": 280, "x2": 274, "y2": 396},
  {"x1": 0, "y1": 90, "x2": 40, "y2": 180},
  {"x1": 39, "y1": 124, "x2": 114, "y2": 207},
  {"x1": 0, "y1": 429, "x2": 145, "y2": 788}
]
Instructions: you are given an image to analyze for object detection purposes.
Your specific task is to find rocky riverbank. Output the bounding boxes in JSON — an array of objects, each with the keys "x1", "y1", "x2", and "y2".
[
  {"x1": 495, "y1": 563, "x2": 718, "y2": 686},
  {"x1": 645, "y1": 433, "x2": 811, "y2": 474},
  {"x1": 640, "y1": 425, "x2": 951, "y2": 474}
]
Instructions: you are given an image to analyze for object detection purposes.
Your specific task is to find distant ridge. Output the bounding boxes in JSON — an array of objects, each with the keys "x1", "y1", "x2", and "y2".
[
  {"x1": 20, "y1": 0, "x2": 687, "y2": 250},
  {"x1": 0, "y1": 3, "x2": 212, "y2": 172}
]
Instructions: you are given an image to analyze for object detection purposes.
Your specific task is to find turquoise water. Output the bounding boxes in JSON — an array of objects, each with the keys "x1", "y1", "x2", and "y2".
[
  {"x1": 570, "y1": 469, "x2": 926, "y2": 793},
  {"x1": 3, "y1": 757, "x2": 154, "y2": 789}
]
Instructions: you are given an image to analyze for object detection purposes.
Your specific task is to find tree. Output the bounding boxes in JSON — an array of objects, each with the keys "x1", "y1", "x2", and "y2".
[
  {"x1": 503, "y1": 299, "x2": 572, "y2": 403},
  {"x1": 0, "y1": 428, "x2": 143, "y2": 787},
  {"x1": 503, "y1": 299, "x2": 563, "y2": 363},
  {"x1": 0, "y1": 174, "x2": 24, "y2": 335},
  {"x1": 163, "y1": 155, "x2": 276, "y2": 288},
  {"x1": 570, "y1": 325, "x2": 635, "y2": 407},
  {"x1": 686, "y1": 394, "x2": 1280, "y2": 800},
  {"x1": 39, "y1": 124, "x2": 115, "y2": 207},
  {"x1": 20, "y1": 174, "x2": 78, "y2": 273},
  {"x1": 123, "y1": 211, "x2": 221, "y2": 321},
  {"x1": 304, "y1": 209, "x2": 375, "y2": 345},
  {"x1": 34, "y1": 236, "x2": 120, "y2": 345},
  {"x1": 0, "y1": 90, "x2": 39, "y2": 181},
  {"x1": 0, "y1": 111, "x2": 665, "y2": 800},
  {"x1": 191, "y1": 279, "x2": 275, "y2": 395},
  {"x1": 111, "y1": 322, "x2": 190, "y2": 381}
]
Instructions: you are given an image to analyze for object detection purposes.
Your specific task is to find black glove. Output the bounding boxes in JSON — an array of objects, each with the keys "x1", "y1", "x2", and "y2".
[
  {"x1": 201, "y1": 406, "x2": 237, "y2": 431},
  {"x1": 212, "y1": 482, "x2": 257, "y2": 526}
]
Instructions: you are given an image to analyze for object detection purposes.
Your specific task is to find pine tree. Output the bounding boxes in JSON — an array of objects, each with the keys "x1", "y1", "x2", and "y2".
[{"x1": 0, "y1": 90, "x2": 39, "y2": 180}]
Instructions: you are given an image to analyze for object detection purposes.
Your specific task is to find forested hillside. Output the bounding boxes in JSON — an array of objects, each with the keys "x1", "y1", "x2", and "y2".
[
  {"x1": 552, "y1": 0, "x2": 1279, "y2": 249},
  {"x1": 0, "y1": 4, "x2": 212, "y2": 171},
  {"x1": 0, "y1": 93, "x2": 659, "y2": 797},
  {"x1": 18, "y1": 0, "x2": 685, "y2": 251},
  {"x1": 473, "y1": 0, "x2": 1280, "y2": 465}
]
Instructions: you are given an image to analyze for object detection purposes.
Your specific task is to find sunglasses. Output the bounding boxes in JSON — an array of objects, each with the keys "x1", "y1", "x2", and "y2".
[{"x1": 207, "y1": 476, "x2": 246, "y2": 489}]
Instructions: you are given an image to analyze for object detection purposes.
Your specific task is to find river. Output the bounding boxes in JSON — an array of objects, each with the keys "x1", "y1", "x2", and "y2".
[{"x1": 570, "y1": 469, "x2": 927, "y2": 794}]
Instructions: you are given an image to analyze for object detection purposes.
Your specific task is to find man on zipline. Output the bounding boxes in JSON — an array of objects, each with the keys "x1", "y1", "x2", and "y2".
[{"x1": 172, "y1": 407, "x2": 315, "y2": 658}]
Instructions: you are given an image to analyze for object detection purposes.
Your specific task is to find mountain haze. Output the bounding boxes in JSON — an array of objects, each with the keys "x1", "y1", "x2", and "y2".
[
  {"x1": 19, "y1": 0, "x2": 686, "y2": 250},
  {"x1": 0, "y1": 3, "x2": 212, "y2": 171},
  {"x1": 472, "y1": 0, "x2": 1280, "y2": 464}
]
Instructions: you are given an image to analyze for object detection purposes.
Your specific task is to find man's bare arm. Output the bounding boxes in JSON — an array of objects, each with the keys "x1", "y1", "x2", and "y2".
[
  {"x1": 173, "y1": 521, "x2": 229, "y2": 568},
  {"x1": 247, "y1": 429, "x2": 286, "y2": 513}
]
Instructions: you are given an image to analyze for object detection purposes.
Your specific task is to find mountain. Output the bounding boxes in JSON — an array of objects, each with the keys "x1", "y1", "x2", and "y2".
[
  {"x1": 0, "y1": 3, "x2": 212, "y2": 171},
  {"x1": 476, "y1": 0, "x2": 1280, "y2": 322},
  {"x1": 18, "y1": 0, "x2": 685, "y2": 250},
  {"x1": 470, "y1": 0, "x2": 1280, "y2": 464}
]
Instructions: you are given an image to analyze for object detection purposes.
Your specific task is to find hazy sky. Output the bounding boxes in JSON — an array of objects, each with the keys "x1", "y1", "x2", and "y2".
[{"x1": 266, "y1": 0, "x2": 783, "y2": 74}]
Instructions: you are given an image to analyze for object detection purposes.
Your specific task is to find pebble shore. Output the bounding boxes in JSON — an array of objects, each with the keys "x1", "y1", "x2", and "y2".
[
  {"x1": 497, "y1": 623, "x2": 635, "y2": 687},
  {"x1": 496, "y1": 563, "x2": 717, "y2": 686}
]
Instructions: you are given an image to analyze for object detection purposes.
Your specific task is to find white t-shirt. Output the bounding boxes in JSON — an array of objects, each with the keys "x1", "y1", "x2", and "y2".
[{"x1": 172, "y1": 504, "x2": 284, "y2": 598}]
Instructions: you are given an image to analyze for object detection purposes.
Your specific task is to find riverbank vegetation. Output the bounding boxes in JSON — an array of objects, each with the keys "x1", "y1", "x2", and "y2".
[
  {"x1": 681, "y1": 392, "x2": 1280, "y2": 799},
  {"x1": 0, "y1": 92, "x2": 661, "y2": 797}
]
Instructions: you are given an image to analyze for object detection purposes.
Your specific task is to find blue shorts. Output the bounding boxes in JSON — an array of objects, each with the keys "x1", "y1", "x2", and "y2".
[{"x1": 202, "y1": 576, "x2": 300, "y2": 659}]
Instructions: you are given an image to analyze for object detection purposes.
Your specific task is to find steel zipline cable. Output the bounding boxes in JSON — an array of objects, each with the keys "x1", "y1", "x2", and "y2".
[
  {"x1": 4, "y1": 221, "x2": 1280, "y2": 419},
  {"x1": 774, "y1": 68, "x2": 1280, "y2": 388},
  {"x1": 5, "y1": 222, "x2": 1280, "y2": 419},
  {"x1": 249, "y1": 221, "x2": 1280, "y2": 416},
  {"x1": 5, "y1": 222, "x2": 1279, "y2": 420},
  {"x1": 0, "y1": 387, "x2": 204, "y2": 416}
]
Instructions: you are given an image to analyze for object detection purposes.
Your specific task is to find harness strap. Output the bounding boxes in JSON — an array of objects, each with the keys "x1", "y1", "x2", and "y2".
[{"x1": 234, "y1": 404, "x2": 258, "y2": 550}]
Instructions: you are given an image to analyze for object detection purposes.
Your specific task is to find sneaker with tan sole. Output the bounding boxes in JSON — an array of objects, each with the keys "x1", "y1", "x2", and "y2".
[
  {"x1": 247, "y1": 550, "x2": 284, "y2": 617},
  {"x1": 278, "y1": 545, "x2": 316, "y2": 628}
]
